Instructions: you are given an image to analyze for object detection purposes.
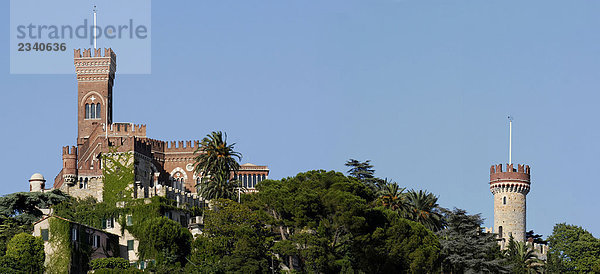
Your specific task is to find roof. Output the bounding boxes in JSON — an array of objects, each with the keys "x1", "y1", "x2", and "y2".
[{"x1": 29, "y1": 173, "x2": 45, "y2": 181}]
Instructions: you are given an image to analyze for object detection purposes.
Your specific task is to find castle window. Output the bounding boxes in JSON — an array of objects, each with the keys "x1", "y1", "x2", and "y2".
[
  {"x1": 96, "y1": 103, "x2": 101, "y2": 119},
  {"x1": 85, "y1": 104, "x2": 90, "y2": 119},
  {"x1": 91, "y1": 103, "x2": 96, "y2": 119},
  {"x1": 498, "y1": 226, "x2": 503, "y2": 238},
  {"x1": 503, "y1": 196, "x2": 507, "y2": 205},
  {"x1": 127, "y1": 240, "x2": 134, "y2": 251}
]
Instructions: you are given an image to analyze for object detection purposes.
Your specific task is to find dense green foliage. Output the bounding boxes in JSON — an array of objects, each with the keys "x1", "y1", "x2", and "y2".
[
  {"x1": 89, "y1": 257, "x2": 130, "y2": 270},
  {"x1": 247, "y1": 170, "x2": 441, "y2": 273},
  {"x1": 0, "y1": 233, "x2": 45, "y2": 273},
  {"x1": 0, "y1": 190, "x2": 68, "y2": 255},
  {"x1": 503, "y1": 236, "x2": 544, "y2": 274},
  {"x1": 102, "y1": 148, "x2": 135, "y2": 206},
  {"x1": 547, "y1": 223, "x2": 600, "y2": 272},
  {"x1": 135, "y1": 217, "x2": 192, "y2": 266},
  {"x1": 46, "y1": 217, "x2": 71, "y2": 274},
  {"x1": 194, "y1": 131, "x2": 242, "y2": 200},
  {"x1": 0, "y1": 215, "x2": 29, "y2": 257},
  {"x1": 188, "y1": 199, "x2": 270, "y2": 273},
  {"x1": 4, "y1": 154, "x2": 600, "y2": 273},
  {"x1": 345, "y1": 159, "x2": 382, "y2": 192},
  {"x1": 405, "y1": 189, "x2": 444, "y2": 232},
  {"x1": 437, "y1": 208, "x2": 505, "y2": 273}
]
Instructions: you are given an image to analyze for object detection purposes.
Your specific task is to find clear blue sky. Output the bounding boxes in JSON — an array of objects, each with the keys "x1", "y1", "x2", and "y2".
[{"x1": 1, "y1": 0, "x2": 599, "y2": 238}]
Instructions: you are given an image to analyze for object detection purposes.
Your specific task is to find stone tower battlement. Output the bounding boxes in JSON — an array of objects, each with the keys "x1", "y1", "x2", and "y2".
[{"x1": 490, "y1": 163, "x2": 530, "y2": 195}]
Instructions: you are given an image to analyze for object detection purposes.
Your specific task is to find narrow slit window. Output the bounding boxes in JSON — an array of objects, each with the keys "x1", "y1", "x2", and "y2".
[{"x1": 503, "y1": 196, "x2": 507, "y2": 205}]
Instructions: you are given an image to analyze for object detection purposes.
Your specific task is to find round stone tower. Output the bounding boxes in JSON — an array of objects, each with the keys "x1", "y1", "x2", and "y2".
[
  {"x1": 29, "y1": 173, "x2": 46, "y2": 192},
  {"x1": 489, "y1": 163, "x2": 530, "y2": 246}
]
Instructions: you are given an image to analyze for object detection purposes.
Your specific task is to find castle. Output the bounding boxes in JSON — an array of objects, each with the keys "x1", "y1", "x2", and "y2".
[
  {"x1": 26, "y1": 48, "x2": 270, "y2": 270},
  {"x1": 46, "y1": 47, "x2": 269, "y2": 201}
]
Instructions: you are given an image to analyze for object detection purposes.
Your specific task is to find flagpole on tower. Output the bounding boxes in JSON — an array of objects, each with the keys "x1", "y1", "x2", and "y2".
[
  {"x1": 508, "y1": 116, "x2": 513, "y2": 165},
  {"x1": 93, "y1": 5, "x2": 97, "y2": 49}
]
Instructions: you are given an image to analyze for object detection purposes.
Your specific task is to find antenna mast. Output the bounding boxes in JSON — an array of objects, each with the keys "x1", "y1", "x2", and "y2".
[
  {"x1": 508, "y1": 116, "x2": 513, "y2": 165},
  {"x1": 93, "y1": 5, "x2": 97, "y2": 49}
]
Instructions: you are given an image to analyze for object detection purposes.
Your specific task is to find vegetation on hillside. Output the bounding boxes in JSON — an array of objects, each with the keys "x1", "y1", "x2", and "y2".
[{"x1": 1, "y1": 135, "x2": 599, "y2": 273}]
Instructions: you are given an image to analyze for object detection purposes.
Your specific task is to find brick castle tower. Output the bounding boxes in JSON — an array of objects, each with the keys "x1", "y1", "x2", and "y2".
[
  {"x1": 74, "y1": 48, "x2": 116, "y2": 145},
  {"x1": 489, "y1": 163, "x2": 530, "y2": 247}
]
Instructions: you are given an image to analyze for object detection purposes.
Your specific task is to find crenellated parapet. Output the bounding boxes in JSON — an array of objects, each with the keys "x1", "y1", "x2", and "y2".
[
  {"x1": 74, "y1": 48, "x2": 116, "y2": 83},
  {"x1": 490, "y1": 163, "x2": 530, "y2": 184},
  {"x1": 138, "y1": 138, "x2": 165, "y2": 152},
  {"x1": 103, "y1": 123, "x2": 146, "y2": 137},
  {"x1": 164, "y1": 140, "x2": 201, "y2": 153},
  {"x1": 489, "y1": 163, "x2": 531, "y2": 194}
]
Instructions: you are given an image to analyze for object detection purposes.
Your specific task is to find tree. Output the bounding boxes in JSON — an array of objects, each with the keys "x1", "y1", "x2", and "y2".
[
  {"x1": 0, "y1": 189, "x2": 69, "y2": 255},
  {"x1": 437, "y1": 208, "x2": 506, "y2": 273},
  {"x1": 193, "y1": 131, "x2": 242, "y2": 200},
  {"x1": 198, "y1": 169, "x2": 240, "y2": 201},
  {"x1": 4, "y1": 232, "x2": 45, "y2": 273},
  {"x1": 345, "y1": 159, "x2": 382, "y2": 192},
  {"x1": 0, "y1": 189, "x2": 69, "y2": 225},
  {"x1": 134, "y1": 217, "x2": 192, "y2": 266},
  {"x1": 525, "y1": 230, "x2": 546, "y2": 244},
  {"x1": 345, "y1": 159, "x2": 375, "y2": 181},
  {"x1": 353, "y1": 209, "x2": 441, "y2": 273},
  {"x1": 380, "y1": 181, "x2": 408, "y2": 214},
  {"x1": 546, "y1": 223, "x2": 600, "y2": 272},
  {"x1": 188, "y1": 199, "x2": 270, "y2": 273},
  {"x1": 250, "y1": 170, "x2": 439, "y2": 273},
  {"x1": 405, "y1": 189, "x2": 444, "y2": 232},
  {"x1": 504, "y1": 236, "x2": 544, "y2": 274}
]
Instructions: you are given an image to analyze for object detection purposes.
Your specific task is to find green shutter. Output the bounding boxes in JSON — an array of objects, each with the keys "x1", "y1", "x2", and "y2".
[{"x1": 127, "y1": 240, "x2": 134, "y2": 250}]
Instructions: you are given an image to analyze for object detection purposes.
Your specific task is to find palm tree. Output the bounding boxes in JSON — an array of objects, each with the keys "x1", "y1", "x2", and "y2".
[
  {"x1": 198, "y1": 169, "x2": 241, "y2": 200},
  {"x1": 380, "y1": 181, "x2": 409, "y2": 214},
  {"x1": 405, "y1": 189, "x2": 444, "y2": 231},
  {"x1": 193, "y1": 131, "x2": 242, "y2": 200},
  {"x1": 505, "y1": 238, "x2": 544, "y2": 274}
]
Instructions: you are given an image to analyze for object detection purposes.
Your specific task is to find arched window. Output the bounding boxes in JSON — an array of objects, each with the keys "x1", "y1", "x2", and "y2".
[
  {"x1": 96, "y1": 104, "x2": 101, "y2": 119},
  {"x1": 503, "y1": 196, "x2": 507, "y2": 205},
  {"x1": 90, "y1": 103, "x2": 96, "y2": 119},
  {"x1": 85, "y1": 104, "x2": 90, "y2": 119}
]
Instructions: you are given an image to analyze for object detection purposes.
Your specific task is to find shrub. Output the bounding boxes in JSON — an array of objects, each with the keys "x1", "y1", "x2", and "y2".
[{"x1": 89, "y1": 257, "x2": 130, "y2": 270}]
